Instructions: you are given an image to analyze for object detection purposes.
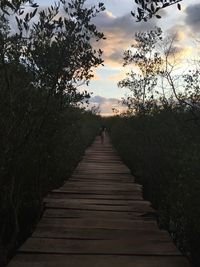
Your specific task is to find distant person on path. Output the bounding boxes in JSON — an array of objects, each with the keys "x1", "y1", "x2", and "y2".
[{"x1": 99, "y1": 125, "x2": 106, "y2": 144}]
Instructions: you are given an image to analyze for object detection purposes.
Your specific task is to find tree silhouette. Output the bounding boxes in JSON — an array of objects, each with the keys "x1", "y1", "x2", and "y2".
[
  {"x1": 132, "y1": 0, "x2": 182, "y2": 21},
  {"x1": 119, "y1": 27, "x2": 163, "y2": 115}
]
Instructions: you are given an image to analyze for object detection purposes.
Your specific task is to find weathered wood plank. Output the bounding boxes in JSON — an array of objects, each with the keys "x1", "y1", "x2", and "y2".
[
  {"x1": 32, "y1": 227, "x2": 170, "y2": 240},
  {"x1": 70, "y1": 173, "x2": 135, "y2": 180},
  {"x1": 8, "y1": 254, "x2": 190, "y2": 267},
  {"x1": 60, "y1": 185, "x2": 141, "y2": 191},
  {"x1": 43, "y1": 209, "x2": 156, "y2": 220},
  {"x1": 44, "y1": 202, "x2": 154, "y2": 212},
  {"x1": 48, "y1": 192, "x2": 142, "y2": 200},
  {"x1": 7, "y1": 136, "x2": 190, "y2": 267},
  {"x1": 43, "y1": 208, "x2": 155, "y2": 219},
  {"x1": 51, "y1": 189, "x2": 143, "y2": 196},
  {"x1": 19, "y1": 237, "x2": 181, "y2": 255},
  {"x1": 66, "y1": 181, "x2": 137, "y2": 186},
  {"x1": 44, "y1": 198, "x2": 147, "y2": 206},
  {"x1": 38, "y1": 218, "x2": 158, "y2": 230}
]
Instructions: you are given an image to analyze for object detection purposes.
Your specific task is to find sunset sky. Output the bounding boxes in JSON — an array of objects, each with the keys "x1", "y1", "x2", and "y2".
[{"x1": 42, "y1": 0, "x2": 200, "y2": 115}]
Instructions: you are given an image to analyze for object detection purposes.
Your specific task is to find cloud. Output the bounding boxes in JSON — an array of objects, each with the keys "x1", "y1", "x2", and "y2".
[
  {"x1": 107, "y1": 69, "x2": 128, "y2": 81},
  {"x1": 173, "y1": 46, "x2": 193, "y2": 59},
  {"x1": 163, "y1": 45, "x2": 193, "y2": 69},
  {"x1": 185, "y1": 3, "x2": 200, "y2": 33},
  {"x1": 152, "y1": 23, "x2": 193, "y2": 69},
  {"x1": 91, "y1": 71, "x2": 101, "y2": 81},
  {"x1": 104, "y1": 10, "x2": 116, "y2": 19},
  {"x1": 166, "y1": 24, "x2": 189, "y2": 42},
  {"x1": 94, "y1": 10, "x2": 158, "y2": 67},
  {"x1": 108, "y1": 48, "x2": 124, "y2": 66},
  {"x1": 89, "y1": 95, "x2": 126, "y2": 116}
]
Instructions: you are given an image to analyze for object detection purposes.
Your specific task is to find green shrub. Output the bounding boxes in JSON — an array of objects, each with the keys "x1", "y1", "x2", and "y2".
[{"x1": 108, "y1": 112, "x2": 200, "y2": 266}]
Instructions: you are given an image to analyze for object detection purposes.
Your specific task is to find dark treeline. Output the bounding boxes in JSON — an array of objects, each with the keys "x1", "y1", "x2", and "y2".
[
  {"x1": 0, "y1": 106, "x2": 100, "y2": 265},
  {"x1": 0, "y1": 0, "x2": 104, "y2": 265},
  {"x1": 107, "y1": 109, "x2": 200, "y2": 266}
]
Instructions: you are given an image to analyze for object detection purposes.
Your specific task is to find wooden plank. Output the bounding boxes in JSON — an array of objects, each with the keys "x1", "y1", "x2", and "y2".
[
  {"x1": 43, "y1": 208, "x2": 156, "y2": 219},
  {"x1": 7, "y1": 255, "x2": 191, "y2": 267},
  {"x1": 50, "y1": 189, "x2": 143, "y2": 197},
  {"x1": 76, "y1": 167, "x2": 130, "y2": 171},
  {"x1": 18, "y1": 237, "x2": 181, "y2": 255},
  {"x1": 60, "y1": 185, "x2": 141, "y2": 191},
  {"x1": 68, "y1": 179, "x2": 135, "y2": 184},
  {"x1": 44, "y1": 198, "x2": 147, "y2": 206},
  {"x1": 64, "y1": 182, "x2": 139, "y2": 188},
  {"x1": 77, "y1": 163, "x2": 129, "y2": 167},
  {"x1": 76, "y1": 167, "x2": 130, "y2": 172},
  {"x1": 32, "y1": 227, "x2": 171, "y2": 240},
  {"x1": 65, "y1": 180, "x2": 139, "y2": 184},
  {"x1": 49, "y1": 192, "x2": 142, "y2": 200},
  {"x1": 38, "y1": 218, "x2": 158, "y2": 230},
  {"x1": 75, "y1": 172, "x2": 130, "y2": 175},
  {"x1": 59, "y1": 186, "x2": 143, "y2": 193},
  {"x1": 45, "y1": 202, "x2": 154, "y2": 212},
  {"x1": 70, "y1": 173, "x2": 135, "y2": 179}
]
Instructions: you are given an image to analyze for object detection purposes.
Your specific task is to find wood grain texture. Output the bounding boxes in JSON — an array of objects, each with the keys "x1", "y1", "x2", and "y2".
[{"x1": 7, "y1": 135, "x2": 190, "y2": 267}]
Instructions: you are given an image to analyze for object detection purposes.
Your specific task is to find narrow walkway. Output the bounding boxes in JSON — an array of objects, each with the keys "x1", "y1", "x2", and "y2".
[{"x1": 8, "y1": 136, "x2": 190, "y2": 267}]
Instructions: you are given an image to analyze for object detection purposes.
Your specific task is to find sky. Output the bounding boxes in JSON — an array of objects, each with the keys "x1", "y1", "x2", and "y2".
[{"x1": 40, "y1": 0, "x2": 200, "y2": 115}]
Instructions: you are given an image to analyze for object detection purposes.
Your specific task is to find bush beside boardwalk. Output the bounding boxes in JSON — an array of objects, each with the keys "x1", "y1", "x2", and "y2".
[
  {"x1": 107, "y1": 111, "x2": 200, "y2": 266},
  {"x1": 0, "y1": 108, "x2": 100, "y2": 266}
]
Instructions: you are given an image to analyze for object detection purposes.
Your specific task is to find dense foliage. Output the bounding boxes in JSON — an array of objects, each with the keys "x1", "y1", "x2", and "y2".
[
  {"x1": 132, "y1": 0, "x2": 182, "y2": 21},
  {"x1": 0, "y1": 0, "x2": 104, "y2": 265},
  {"x1": 108, "y1": 110, "x2": 200, "y2": 266}
]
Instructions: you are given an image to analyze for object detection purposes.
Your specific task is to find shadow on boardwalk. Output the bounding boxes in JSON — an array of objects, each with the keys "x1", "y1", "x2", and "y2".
[{"x1": 8, "y1": 136, "x2": 190, "y2": 267}]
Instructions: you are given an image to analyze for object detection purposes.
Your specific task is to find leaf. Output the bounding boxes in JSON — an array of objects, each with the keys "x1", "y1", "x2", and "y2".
[
  {"x1": 131, "y1": 11, "x2": 135, "y2": 17},
  {"x1": 31, "y1": 3, "x2": 39, "y2": 8},
  {"x1": 3, "y1": 9, "x2": 10, "y2": 15},
  {"x1": 163, "y1": 3, "x2": 169, "y2": 8},
  {"x1": 31, "y1": 8, "x2": 38, "y2": 18},
  {"x1": 151, "y1": 3, "x2": 155, "y2": 12},
  {"x1": 156, "y1": 14, "x2": 161, "y2": 19},
  {"x1": 5, "y1": 1, "x2": 15, "y2": 10},
  {"x1": 177, "y1": 3, "x2": 181, "y2": 10},
  {"x1": 25, "y1": 13, "x2": 29, "y2": 22},
  {"x1": 15, "y1": 16, "x2": 21, "y2": 27},
  {"x1": 24, "y1": 22, "x2": 28, "y2": 31},
  {"x1": 98, "y1": 3, "x2": 104, "y2": 8}
]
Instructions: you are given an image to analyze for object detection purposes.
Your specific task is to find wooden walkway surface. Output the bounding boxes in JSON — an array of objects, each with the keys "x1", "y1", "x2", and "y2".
[{"x1": 8, "y1": 136, "x2": 190, "y2": 267}]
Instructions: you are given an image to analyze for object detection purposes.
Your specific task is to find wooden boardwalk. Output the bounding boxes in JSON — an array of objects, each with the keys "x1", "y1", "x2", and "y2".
[{"x1": 8, "y1": 136, "x2": 190, "y2": 267}]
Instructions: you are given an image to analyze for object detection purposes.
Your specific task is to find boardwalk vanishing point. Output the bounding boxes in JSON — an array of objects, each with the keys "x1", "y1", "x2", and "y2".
[{"x1": 8, "y1": 136, "x2": 190, "y2": 267}]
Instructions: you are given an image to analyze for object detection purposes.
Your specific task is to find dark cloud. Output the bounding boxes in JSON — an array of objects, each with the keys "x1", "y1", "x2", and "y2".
[
  {"x1": 96, "y1": 11, "x2": 157, "y2": 35},
  {"x1": 93, "y1": 11, "x2": 158, "y2": 65},
  {"x1": 109, "y1": 49, "x2": 124, "y2": 64},
  {"x1": 185, "y1": 4, "x2": 200, "y2": 32}
]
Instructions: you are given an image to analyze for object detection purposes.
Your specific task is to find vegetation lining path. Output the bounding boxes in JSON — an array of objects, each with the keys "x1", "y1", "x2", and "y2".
[{"x1": 8, "y1": 136, "x2": 190, "y2": 267}]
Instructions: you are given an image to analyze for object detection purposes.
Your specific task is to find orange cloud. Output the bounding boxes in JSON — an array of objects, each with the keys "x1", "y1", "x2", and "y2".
[
  {"x1": 107, "y1": 68, "x2": 130, "y2": 81},
  {"x1": 91, "y1": 70, "x2": 101, "y2": 81}
]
